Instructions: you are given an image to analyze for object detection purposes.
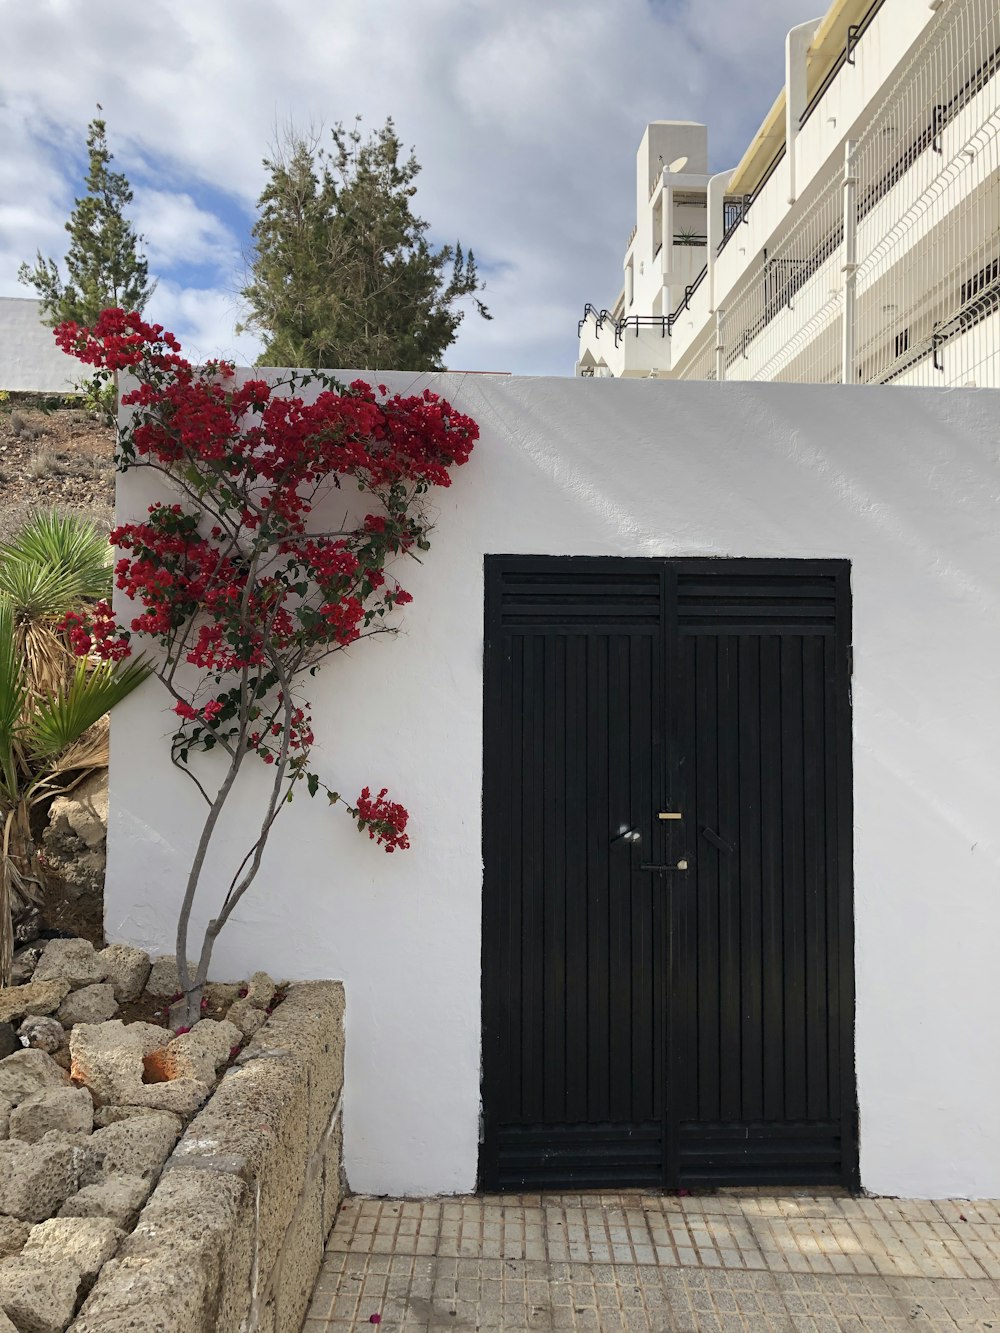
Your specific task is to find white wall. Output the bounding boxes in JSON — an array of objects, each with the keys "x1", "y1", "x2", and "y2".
[
  {"x1": 0, "y1": 298, "x2": 79, "y2": 392},
  {"x1": 106, "y1": 374, "x2": 1000, "y2": 1199}
]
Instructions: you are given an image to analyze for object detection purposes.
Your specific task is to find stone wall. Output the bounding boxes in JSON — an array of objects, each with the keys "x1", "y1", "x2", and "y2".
[{"x1": 69, "y1": 981, "x2": 345, "y2": 1333}]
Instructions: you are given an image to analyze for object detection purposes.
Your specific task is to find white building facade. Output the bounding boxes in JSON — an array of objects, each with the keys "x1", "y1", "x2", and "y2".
[
  {"x1": 106, "y1": 371, "x2": 1000, "y2": 1201},
  {"x1": 577, "y1": 0, "x2": 1000, "y2": 388}
]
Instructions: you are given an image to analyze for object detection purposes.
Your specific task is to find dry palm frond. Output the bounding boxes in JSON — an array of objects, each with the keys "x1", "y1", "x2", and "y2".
[
  {"x1": 33, "y1": 718, "x2": 110, "y2": 800},
  {"x1": 18, "y1": 620, "x2": 72, "y2": 708}
]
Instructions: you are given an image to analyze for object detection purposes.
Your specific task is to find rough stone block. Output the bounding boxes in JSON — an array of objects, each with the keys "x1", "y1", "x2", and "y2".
[
  {"x1": 0, "y1": 1308, "x2": 13, "y2": 1333},
  {"x1": 68, "y1": 1021, "x2": 144, "y2": 1105},
  {"x1": 32, "y1": 938, "x2": 108, "y2": 989},
  {"x1": 0, "y1": 1140, "x2": 79, "y2": 1222},
  {"x1": 0, "y1": 1256, "x2": 80, "y2": 1333},
  {"x1": 170, "y1": 1055, "x2": 311, "y2": 1285},
  {"x1": 245, "y1": 971, "x2": 276, "y2": 1012},
  {"x1": 24, "y1": 1216, "x2": 122, "y2": 1287},
  {"x1": 225, "y1": 998, "x2": 266, "y2": 1038},
  {"x1": 0, "y1": 1049, "x2": 70, "y2": 1106},
  {"x1": 145, "y1": 1019, "x2": 241, "y2": 1085},
  {"x1": 272, "y1": 1169, "x2": 324, "y2": 1333},
  {"x1": 202, "y1": 982, "x2": 241, "y2": 1011},
  {"x1": 9, "y1": 1086, "x2": 93, "y2": 1144},
  {"x1": 18, "y1": 1015, "x2": 66, "y2": 1055},
  {"x1": 0, "y1": 979, "x2": 71, "y2": 1025},
  {"x1": 58, "y1": 1174, "x2": 150, "y2": 1230},
  {"x1": 242, "y1": 982, "x2": 345, "y2": 1155},
  {"x1": 0, "y1": 1217, "x2": 30, "y2": 1258},
  {"x1": 11, "y1": 945, "x2": 42, "y2": 985},
  {"x1": 78, "y1": 1113, "x2": 180, "y2": 1186},
  {"x1": 57, "y1": 984, "x2": 118, "y2": 1028},
  {"x1": 92, "y1": 1105, "x2": 170, "y2": 1128},
  {"x1": 143, "y1": 956, "x2": 195, "y2": 999},
  {"x1": 118, "y1": 1079, "x2": 211, "y2": 1117},
  {"x1": 96, "y1": 945, "x2": 151, "y2": 1005},
  {"x1": 0, "y1": 1096, "x2": 10, "y2": 1138},
  {"x1": 70, "y1": 1256, "x2": 206, "y2": 1333},
  {"x1": 73, "y1": 1170, "x2": 247, "y2": 1333},
  {"x1": 129, "y1": 1023, "x2": 172, "y2": 1056}
]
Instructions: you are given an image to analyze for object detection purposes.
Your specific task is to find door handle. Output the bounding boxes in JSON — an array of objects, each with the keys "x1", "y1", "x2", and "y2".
[
  {"x1": 640, "y1": 860, "x2": 689, "y2": 873},
  {"x1": 611, "y1": 827, "x2": 642, "y2": 846},
  {"x1": 700, "y1": 826, "x2": 735, "y2": 854}
]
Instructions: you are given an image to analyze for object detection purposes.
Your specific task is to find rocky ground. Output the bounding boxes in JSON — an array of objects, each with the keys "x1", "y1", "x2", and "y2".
[
  {"x1": 0, "y1": 936, "x2": 281, "y2": 1332},
  {"x1": 0, "y1": 396, "x2": 114, "y2": 545}
]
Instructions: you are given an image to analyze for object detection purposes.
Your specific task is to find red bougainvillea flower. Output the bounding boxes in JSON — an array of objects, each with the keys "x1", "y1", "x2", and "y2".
[{"x1": 56, "y1": 309, "x2": 478, "y2": 860}]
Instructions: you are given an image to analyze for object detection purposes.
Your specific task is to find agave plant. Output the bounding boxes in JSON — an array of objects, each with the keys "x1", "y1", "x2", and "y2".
[{"x1": 0, "y1": 513, "x2": 149, "y2": 984}]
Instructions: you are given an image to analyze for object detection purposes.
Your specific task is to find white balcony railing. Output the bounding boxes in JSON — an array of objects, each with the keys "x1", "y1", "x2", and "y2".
[{"x1": 674, "y1": 0, "x2": 1000, "y2": 387}]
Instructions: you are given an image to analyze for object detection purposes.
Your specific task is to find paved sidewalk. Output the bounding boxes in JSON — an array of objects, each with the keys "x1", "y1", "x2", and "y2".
[{"x1": 304, "y1": 1192, "x2": 1000, "y2": 1331}]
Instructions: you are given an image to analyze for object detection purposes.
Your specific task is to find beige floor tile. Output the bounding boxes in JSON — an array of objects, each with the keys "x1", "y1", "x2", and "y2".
[{"x1": 304, "y1": 1191, "x2": 1000, "y2": 1330}]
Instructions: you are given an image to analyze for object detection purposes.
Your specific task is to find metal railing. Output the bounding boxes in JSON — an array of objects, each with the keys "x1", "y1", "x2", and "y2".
[
  {"x1": 614, "y1": 316, "x2": 671, "y2": 347},
  {"x1": 578, "y1": 306, "x2": 671, "y2": 349},
  {"x1": 799, "y1": 0, "x2": 890, "y2": 129},
  {"x1": 677, "y1": 0, "x2": 1000, "y2": 387}
]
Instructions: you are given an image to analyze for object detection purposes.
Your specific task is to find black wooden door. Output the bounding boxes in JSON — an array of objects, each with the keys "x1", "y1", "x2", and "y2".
[{"x1": 481, "y1": 557, "x2": 856, "y2": 1192}]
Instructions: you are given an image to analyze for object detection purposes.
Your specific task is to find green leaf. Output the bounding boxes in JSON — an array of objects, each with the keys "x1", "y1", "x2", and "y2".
[
  {"x1": 307, "y1": 772, "x2": 319, "y2": 798},
  {"x1": 0, "y1": 511, "x2": 112, "y2": 618},
  {"x1": 0, "y1": 601, "x2": 27, "y2": 798},
  {"x1": 27, "y1": 656, "x2": 150, "y2": 760}
]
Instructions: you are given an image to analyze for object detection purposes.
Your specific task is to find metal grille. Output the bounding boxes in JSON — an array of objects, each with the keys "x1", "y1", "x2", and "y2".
[
  {"x1": 677, "y1": 0, "x2": 1000, "y2": 387},
  {"x1": 719, "y1": 170, "x2": 845, "y2": 385},
  {"x1": 853, "y1": 0, "x2": 1000, "y2": 384},
  {"x1": 675, "y1": 320, "x2": 717, "y2": 381}
]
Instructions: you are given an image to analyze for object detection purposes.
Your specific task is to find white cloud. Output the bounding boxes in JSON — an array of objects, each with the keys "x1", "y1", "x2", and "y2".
[
  {"x1": 131, "y1": 189, "x2": 240, "y2": 272},
  {"x1": 1, "y1": 0, "x2": 816, "y2": 374},
  {"x1": 145, "y1": 281, "x2": 261, "y2": 367}
]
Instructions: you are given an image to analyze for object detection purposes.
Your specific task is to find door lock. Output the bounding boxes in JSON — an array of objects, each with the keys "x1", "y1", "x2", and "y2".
[{"x1": 657, "y1": 812, "x2": 683, "y2": 820}]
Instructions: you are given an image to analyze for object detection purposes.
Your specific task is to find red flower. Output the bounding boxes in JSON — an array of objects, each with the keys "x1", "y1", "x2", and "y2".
[{"x1": 53, "y1": 310, "x2": 479, "y2": 863}]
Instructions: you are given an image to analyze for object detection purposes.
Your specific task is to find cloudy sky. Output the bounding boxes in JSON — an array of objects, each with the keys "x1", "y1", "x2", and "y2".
[{"x1": 0, "y1": 0, "x2": 814, "y2": 376}]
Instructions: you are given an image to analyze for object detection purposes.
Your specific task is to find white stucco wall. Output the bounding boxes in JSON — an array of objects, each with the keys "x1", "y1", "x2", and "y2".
[
  {"x1": 0, "y1": 297, "x2": 78, "y2": 392},
  {"x1": 106, "y1": 375, "x2": 1000, "y2": 1199}
]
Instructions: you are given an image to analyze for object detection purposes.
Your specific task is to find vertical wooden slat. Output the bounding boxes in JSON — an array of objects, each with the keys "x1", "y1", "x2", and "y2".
[
  {"x1": 630, "y1": 634, "x2": 654, "y2": 1123},
  {"x1": 521, "y1": 636, "x2": 545, "y2": 1123},
  {"x1": 780, "y1": 636, "x2": 807, "y2": 1123},
  {"x1": 587, "y1": 634, "x2": 610, "y2": 1123},
  {"x1": 565, "y1": 634, "x2": 589, "y2": 1119},
  {"x1": 717, "y1": 634, "x2": 742, "y2": 1121},
  {"x1": 673, "y1": 634, "x2": 700, "y2": 1127},
  {"x1": 759, "y1": 633, "x2": 785, "y2": 1122},
  {"x1": 543, "y1": 633, "x2": 567, "y2": 1122},
  {"x1": 823, "y1": 636, "x2": 842, "y2": 1118},
  {"x1": 738, "y1": 635, "x2": 764, "y2": 1122},
  {"x1": 505, "y1": 634, "x2": 525, "y2": 1126},
  {"x1": 802, "y1": 634, "x2": 829, "y2": 1122},
  {"x1": 695, "y1": 635, "x2": 721, "y2": 1124},
  {"x1": 608, "y1": 636, "x2": 632, "y2": 1124}
]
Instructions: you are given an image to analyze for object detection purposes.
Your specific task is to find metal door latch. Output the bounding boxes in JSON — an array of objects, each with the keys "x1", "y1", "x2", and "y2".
[{"x1": 640, "y1": 859, "x2": 689, "y2": 872}]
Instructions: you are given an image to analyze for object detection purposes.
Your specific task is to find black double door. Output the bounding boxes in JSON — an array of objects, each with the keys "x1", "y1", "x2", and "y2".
[{"x1": 481, "y1": 557, "x2": 856, "y2": 1191}]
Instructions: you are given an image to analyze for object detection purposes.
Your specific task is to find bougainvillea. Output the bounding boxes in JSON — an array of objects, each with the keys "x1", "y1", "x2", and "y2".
[{"x1": 57, "y1": 308, "x2": 477, "y2": 1023}]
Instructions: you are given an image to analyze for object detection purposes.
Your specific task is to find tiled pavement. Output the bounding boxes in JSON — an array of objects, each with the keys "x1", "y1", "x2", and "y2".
[{"x1": 304, "y1": 1193, "x2": 1000, "y2": 1332}]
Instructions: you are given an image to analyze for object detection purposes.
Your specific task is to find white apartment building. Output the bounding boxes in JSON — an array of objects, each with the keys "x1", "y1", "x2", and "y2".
[{"x1": 577, "y1": 0, "x2": 999, "y2": 387}]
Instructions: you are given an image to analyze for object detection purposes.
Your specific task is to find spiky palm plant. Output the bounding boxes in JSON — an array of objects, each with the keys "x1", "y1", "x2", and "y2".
[{"x1": 0, "y1": 514, "x2": 149, "y2": 984}]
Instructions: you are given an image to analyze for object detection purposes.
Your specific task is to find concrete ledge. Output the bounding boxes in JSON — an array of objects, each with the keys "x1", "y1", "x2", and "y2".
[{"x1": 70, "y1": 982, "x2": 345, "y2": 1333}]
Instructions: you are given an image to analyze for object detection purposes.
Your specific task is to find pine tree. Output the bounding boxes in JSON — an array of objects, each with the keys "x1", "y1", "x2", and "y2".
[
  {"x1": 240, "y1": 119, "x2": 491, "y2": 371},
  {"x1": 19, "y1": 114, "x2": 155, "y2": 326}
]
